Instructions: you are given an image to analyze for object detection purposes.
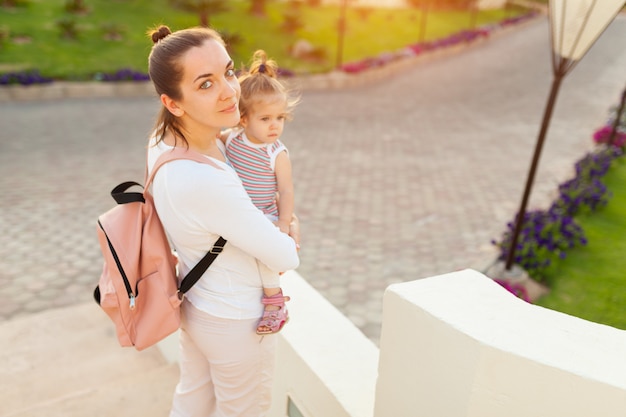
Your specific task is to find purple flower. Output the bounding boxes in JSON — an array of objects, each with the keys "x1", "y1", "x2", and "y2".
[
  {"x1": 98, "y1": 68, "x2": 149, "y2": 82},
  {"x1": 0, "y1": 70, "x2": 53, "y2": 86}
]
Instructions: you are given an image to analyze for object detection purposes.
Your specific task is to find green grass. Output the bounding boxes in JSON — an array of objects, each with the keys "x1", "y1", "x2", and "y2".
[
  {"x1": 0, "y1": 0, "x2": 196, "y2": 78},
  {"x1": 536, "y1": 155, "x2": 626, "y2": 330},
  {"x1": 0, "y1": 0, "x2": 527, "y2": 79}
]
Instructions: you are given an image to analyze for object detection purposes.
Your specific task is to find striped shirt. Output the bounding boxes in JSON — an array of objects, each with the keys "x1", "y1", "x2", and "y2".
[{"x1": 225, "y1": 130, "x2": 287, "y2": 218}]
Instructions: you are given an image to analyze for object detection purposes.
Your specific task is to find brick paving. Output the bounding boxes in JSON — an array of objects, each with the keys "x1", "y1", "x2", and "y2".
[{"x1": 1, "y1": 16, "x2": 625, "y2": 345}]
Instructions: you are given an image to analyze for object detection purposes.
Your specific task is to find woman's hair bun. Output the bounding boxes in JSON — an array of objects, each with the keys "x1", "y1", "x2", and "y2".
[{"x1": 151, "y1": 25, "x2": 172, "y2": 44}]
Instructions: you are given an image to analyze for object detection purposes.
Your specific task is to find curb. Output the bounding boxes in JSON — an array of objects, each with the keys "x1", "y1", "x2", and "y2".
[
  {"x1": 0, "y1": 13, "x2": 543, "y2": 103},
  {"x1": 0, "y1": 79, "x2": 157, "y2": 102}
]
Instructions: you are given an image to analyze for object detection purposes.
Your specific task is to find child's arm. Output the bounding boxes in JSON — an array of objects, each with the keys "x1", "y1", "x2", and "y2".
[{"x1": 274, "y1": 149, "x2": 294, "y2": 235}]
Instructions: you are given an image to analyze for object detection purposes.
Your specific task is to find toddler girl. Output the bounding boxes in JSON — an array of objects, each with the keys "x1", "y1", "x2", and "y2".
[{"x1": 221, "y1": 50, "x2": 300, "y2": 335}]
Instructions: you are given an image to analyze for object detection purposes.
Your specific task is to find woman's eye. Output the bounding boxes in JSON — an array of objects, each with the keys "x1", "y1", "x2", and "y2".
[
  {"x1": 226, "y1": 68, "x2": 236, "y2": 77},
  {"x1": 200, "y1": 80, "x2": 213, "y2": 89}
]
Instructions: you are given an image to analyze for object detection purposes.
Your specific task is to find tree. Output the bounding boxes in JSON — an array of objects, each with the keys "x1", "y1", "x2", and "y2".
[
  {"x1": 65, "y1": 0, "x2": 88, "y2": 14},
  {"x1": 1, "y1": 0, "x2": 29, "y2": 7},
  {"x1": 405, "y1": 0, "x2": 432, "y2": 42},
  {"x1": 170, "y1": 0, "x2": 230, "y2": 27},
  {"x1": 281, "y1": 0, "x2": 304, "y2": 34},
  {"x1": 249, "y1": 0, "x2": 271, "y2": 16}
]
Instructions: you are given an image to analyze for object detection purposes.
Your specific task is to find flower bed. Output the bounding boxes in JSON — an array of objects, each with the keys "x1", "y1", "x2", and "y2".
[
  {"x1": 94, "y1": 68, "x2": 150, "y2": 82},
  {"x1": 0, "y1": 69, "x2": 52, "y2": 86},
  {"x1": 339, "y1": 11, "x2": 538, "y2": 75},
  {"x1": 491, "y1": 98, "x2": 626, "y2": 295}
]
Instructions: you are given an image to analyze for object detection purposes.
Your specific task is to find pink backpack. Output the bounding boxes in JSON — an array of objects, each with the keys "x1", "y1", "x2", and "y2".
[{"x1": 94, "y1": 147, "x2": 225, "y2": 351}]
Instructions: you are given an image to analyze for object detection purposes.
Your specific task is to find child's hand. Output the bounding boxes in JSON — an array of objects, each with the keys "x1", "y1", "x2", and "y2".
[
  {"x1": 275, "y1": 219, "x2": 290, "y2": 235},
  {"x1": 288, "y1": 214, "x2": 300, "y2": 250}
]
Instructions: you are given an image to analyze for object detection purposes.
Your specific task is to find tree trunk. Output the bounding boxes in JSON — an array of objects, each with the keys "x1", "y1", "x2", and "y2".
[
  {"x1": 200, "y1": 10, "x2": 209, "y2": 27},
  {"x1": 250, "y1": 0, "x2": 266, "y2": 17}
]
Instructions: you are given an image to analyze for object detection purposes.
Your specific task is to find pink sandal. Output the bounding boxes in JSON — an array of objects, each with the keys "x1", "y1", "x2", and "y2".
[{"x1": 256, "y1": 291, "x2": 290, "y2": 335}]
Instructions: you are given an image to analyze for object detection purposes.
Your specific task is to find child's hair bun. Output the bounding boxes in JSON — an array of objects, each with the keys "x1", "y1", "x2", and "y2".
[{"x1": 250, "y1": 50, "x2": 278, "y2": 79}]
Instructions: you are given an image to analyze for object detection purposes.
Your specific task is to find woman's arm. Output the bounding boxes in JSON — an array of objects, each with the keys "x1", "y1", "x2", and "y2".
[{"x1": 166, "y1": 161, "x2": 299, "y2": 272}]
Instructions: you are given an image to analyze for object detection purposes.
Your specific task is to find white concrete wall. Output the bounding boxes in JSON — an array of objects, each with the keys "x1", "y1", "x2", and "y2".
[
  {"x1": 268, "y1": 270, "x2": 379, "y2": 417},
  {"x1": 160, "y1": 268, "x2": 626, "y2": 417},
  {"x1": 374, "y1": 269, "x2": 626, "y2": 417},
  {"x1": 158, "y1": 270, "x2": 379, "y2": 417}
]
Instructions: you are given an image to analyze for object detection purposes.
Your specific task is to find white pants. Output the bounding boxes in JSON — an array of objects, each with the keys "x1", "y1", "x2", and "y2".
[{"x1": 170, "y1": 301, "x2": 277, "y2": 417}]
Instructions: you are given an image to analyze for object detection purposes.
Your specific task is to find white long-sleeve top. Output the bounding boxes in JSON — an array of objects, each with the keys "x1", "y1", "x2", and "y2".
[{"x1": 147, "y1": 138, "x2": 300, "y2": 320}]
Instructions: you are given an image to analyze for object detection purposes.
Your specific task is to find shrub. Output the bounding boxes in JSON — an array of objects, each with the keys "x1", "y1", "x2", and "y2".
[
  {"x1": 170, "y1": 0, "x2": 230, "y2": 27},
  {"x1": 550, "y1": 146, "x2": 621, "y2": 216},
  {"x1": 355, "y1": 6, "x2": 374, "y2": 20},
  {"x1": 1, "y1": 0, "x2": 30, "y2": 8},
  {"x1": 220, "y1": 31, "x2": 243, "y2": 54},
  {"x1": 56, "y1": 16, "x2": 80, "y2": 40},
  {"x1": 0, "y1": 25, "x2": 9, "y2": 47},
  {"x1": 492, "y1": 208, "x2": 586, "y2": 282},
  {"x1": 100, "y1": 22, "x2": 126, "y2": 41},
  {"x1": 64, "y1": 0, "x2": 88, "y2": 14},
  {"x1": 281, "y1": 1, "x2": 304, "y2": 34}
]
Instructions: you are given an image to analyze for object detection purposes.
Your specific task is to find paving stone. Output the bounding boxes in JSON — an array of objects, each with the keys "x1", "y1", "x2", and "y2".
[{"x1": 0, "y1": 16, "x2": 625, "y2": 348}]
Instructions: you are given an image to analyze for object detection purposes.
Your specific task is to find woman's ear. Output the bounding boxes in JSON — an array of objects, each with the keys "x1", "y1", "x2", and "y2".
[{"x1": 160, "y1": 94, "x2": 184, "y2": 117}]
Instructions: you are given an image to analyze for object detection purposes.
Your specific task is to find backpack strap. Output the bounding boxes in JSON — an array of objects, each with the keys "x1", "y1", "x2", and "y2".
[
  {"x1": 179, "y1": 236, "x2": 227, "y2": 296},
  {"x1": 145, "y1": 146, "x2": 228, "y2": 296}
]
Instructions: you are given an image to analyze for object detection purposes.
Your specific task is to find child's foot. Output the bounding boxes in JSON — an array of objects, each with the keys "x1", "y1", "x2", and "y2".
[{"x1": 256, "y1": 290, "x2": 290, "y2": 335}]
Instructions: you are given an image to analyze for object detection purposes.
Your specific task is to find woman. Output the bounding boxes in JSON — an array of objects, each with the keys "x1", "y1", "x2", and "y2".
[{"x1": 145, "y1": 25, "x2": 300, "y2": 417}]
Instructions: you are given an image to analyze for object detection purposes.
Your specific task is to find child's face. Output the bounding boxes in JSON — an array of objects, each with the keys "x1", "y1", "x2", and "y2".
[{"x1": 241, "y1": 94, "x2": 288, "y2": 145}]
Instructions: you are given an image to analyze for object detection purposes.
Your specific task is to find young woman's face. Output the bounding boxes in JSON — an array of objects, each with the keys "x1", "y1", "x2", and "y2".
[
  {"x1": 176, "y1": 39, "x2": 241, "y2": 131},
  {"x1": 241, "y1": 94, "x2": 288, "y2": 145}
]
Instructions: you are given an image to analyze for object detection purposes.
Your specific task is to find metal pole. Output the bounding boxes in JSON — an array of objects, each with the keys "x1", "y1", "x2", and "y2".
[{"x1": 505, "y1": 71, "x2": 566, "y2": 270}]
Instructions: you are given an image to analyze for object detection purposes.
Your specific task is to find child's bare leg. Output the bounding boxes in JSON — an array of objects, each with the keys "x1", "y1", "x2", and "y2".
[
  {"x1": 257, "y1": 286, "x2": 290, "y2": 335},
  {"x1": 263, "y1": 287, "x2": 281, "y2": 311}
]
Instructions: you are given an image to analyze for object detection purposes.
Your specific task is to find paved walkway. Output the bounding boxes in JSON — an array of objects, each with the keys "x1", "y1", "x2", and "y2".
[{"x1": 1, "y1": 15, "x2": 625, "y2": 345}]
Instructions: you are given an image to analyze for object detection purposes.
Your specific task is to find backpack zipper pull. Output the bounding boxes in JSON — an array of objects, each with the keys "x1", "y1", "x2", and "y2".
[{"x1": 129, "y1": 294, "x2": 136, "y2": 310}]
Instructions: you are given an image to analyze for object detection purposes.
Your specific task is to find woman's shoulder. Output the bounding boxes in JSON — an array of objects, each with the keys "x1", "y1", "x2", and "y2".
[{"x1": 156, "y1": 159, "x2": 234, "y2": 204}]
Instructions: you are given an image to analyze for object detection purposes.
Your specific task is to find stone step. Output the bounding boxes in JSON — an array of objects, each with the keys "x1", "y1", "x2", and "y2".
[{"x1": 0, "y1": 303, "x2": 178, "y2": 417}]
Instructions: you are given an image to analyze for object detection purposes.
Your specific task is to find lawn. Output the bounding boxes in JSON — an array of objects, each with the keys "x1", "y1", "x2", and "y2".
[
  {"x1": 0, "y1": 0, "x2": 528, "y2": 79},
  {"x1": 536, "y1": 154, "x2": 626, "y2": 330}
]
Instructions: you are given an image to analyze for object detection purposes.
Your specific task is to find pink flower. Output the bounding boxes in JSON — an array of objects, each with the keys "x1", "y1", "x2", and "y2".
[{"x1": 593, "y1": 125, "x2": 626, "y2": 147}]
